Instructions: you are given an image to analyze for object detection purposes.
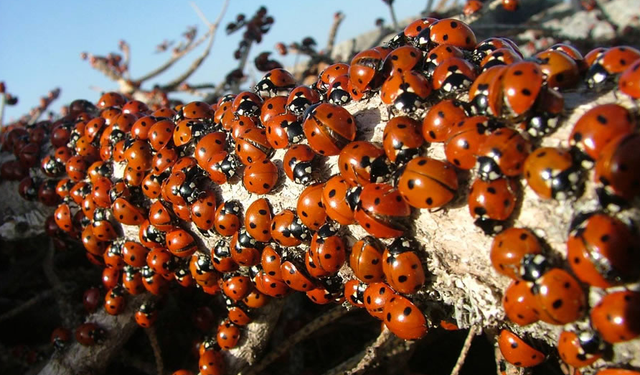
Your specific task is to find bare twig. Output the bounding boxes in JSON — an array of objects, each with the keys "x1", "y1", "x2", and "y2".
[
  {"x1": 450, "y1": 326, "x2": 481, "y2": 375},
  {"x1": 0, "y1": 290, "x2": 54, "y2": 323},
  {"x1": 386, "y1": 1, "x2": 400, "y2": 31},
  {"x1": 159, "y1": 0, "x2": 230, "y2": 92},
  {"x1": 190, "y1": 2, "x2": 212, "y2": 27},
  {"x1": 241, "y1": 306, "x2": 352, "y2": 375},
  {"x1": 137, "y1": 0, "x2": 229, "y2": 84},
  {"x1": 145, "y1": 327, "x2": 164, "y2": 375},
  {"x1": 326, "y1": 12, "x2": 345, "y2": 57},
  {"x1": 322, "y1": 327, "x2": 394, "y2": 375}
]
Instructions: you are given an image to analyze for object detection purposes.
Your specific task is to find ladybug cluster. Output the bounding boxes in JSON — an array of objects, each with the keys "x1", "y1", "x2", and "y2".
[{"x1": 2, "y1": 13, "x2": 640, "y2": 375}]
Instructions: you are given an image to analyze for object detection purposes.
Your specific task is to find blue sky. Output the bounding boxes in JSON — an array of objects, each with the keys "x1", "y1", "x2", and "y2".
[{"x1": 0, "y1": 0, "x2": 423, "y2": 122}]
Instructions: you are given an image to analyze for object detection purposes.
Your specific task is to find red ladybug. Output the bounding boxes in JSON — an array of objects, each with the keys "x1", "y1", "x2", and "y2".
[
  {"x1": 468, "y1": 177, "x2": 518, "y2": 235},
  {"x1": 524, "y1": 147, "x2": 583, "y2": 200},
  {"x1": 567, "y1": 213, "x2": 640, "y2": 288},
  {"x1": 148, "y1": 119, "x2": 175, "y2": 151},
  {"x1": 594, "y1": 133, "x2": 640, "y2": 209},
  {"x1": 444, "y1": 116, "x2": 491, "y2": 170},
  {"x1": 252, "y1": 266, "x2": 290, "y2": 298},
  {"x1": 255, "y1": 68, "x2": 296, "y2": 98},
  {"x1": 112, "y1": 197, "x2": 146, "y2": 226},
  {"x1": 122, "y1": 241, "x2": 149, "y2": 268},
  {"x1": 280, "y1": 259, "x2": 316, "y2": 292},
  {"x1": 424, "y1": 43, "x2": 465, "y2": 78},
  {"x1": 303, "y1": 103, "x2": 356, "y2": 156},
  {"x1": 383, "y1": 295, "x2": 427, "y2": 340},
  {"x1": 166, "y1": 228, "x2": 198, "y2": 258},
  {"x1": 363, "y1": 282, "x2": 397, "y2": 320},
  {"x1": 477, "y1": 127, "x2": 531, "y2": 180},
  {"x1": 532, "y1": 268, "x2": 586, "y2": 325},
  {"x1": 195, "y1": 132, "x2": 227, "y2": 168},
  {"x1": 322, "y1": 175, "x2": 356, "y2": 225},
  {"x1": 270, "y1": 209, "x2": 309, "y2": 247},
  {"x1": 432, "y1": 57, "x2": 477, "y2": 96},
  {"x1": 419, "y1": 18, "x2": 476, "y2": 50},
  {"x1": 403, "y1": 17, "x2": 438, "y2": 43},
  {"x1": 297, "y1": 183, "x2": 327, "y2": 231},
  {"x1": 283, "y1": 145, "x2": 315, "y2": 185},
  {"x1": 350, "y1": 236, "x2": 384, "y2": 283},
  {"x1": 382, "y1": 237, "x2": 425, "y2": 294},
  {"x1": 422, "y1": 99, "x2": 468, "y2": 143},
  {"x1": 260, "y1": 245, "x2": 282, "y2": 279},
  {"x1": 535, "y1": 50, "x2": 580, "y2": 90},
  {"x1": 222, "y1": 275, "x2": 253, "y2": 302},
  {"x1": 214, "y1": 201, "x2": 242, "y2": 237},
  {"x1": 502, "y1": 0, "x2": 520, "y2": 11},
  {"x1": 98, "y1": 91, "x2": 126, "y2": 109},
  {"x1": 264, "y1": 113, "x2": 304, "y2": 149},
  {"x1": 134, "y1": 303, "x2": 158, "y2": 328},
  {"x1": 287, "y1": 85, "x2": 321, "y2": 115},
  {"x1": 354, "y1": 183, "x2": 411, "y2": 239},
  {"x1": 260, "y1": 96, "x2": 288, "y2": 124},
  {"x1": 54, "y1": 203, "x2": 73, "y2": 232},
  {"x1": 481, "y1": 48, "x2": 522, "y2": 71},
  {"x1": 619, "y1": 59, "x2": 640, "y2": 99},
  {"x1": 243, "y1": 159, "x2": 278, "y2": 195},
  {"x1": 383, "y1": 45, "x2": 422, "y2": 75},
  {"x1": 211, "y1": 240, "x2": 239, "y2": 273},
  {"x1": 230, "y1": 230, "x2": 262, "y2": 267},
  {"x1": 74, "y1": 323, "x2": 105, "y2": 346},
  {"x1": 309, "y1": 224, "x2": 346, "y2": 274},
  {"x1": 344, "y1": 279, "x2": 367, "y2": 307},
  {"x1": 190, "y1": 190, "x2": 217, "y2": 231},
  {"x1": 317, "y1": 63, "x2": 350, "y2": 92},
  {"x1": 232, "y1": 91, "x2": 263, "y2": 117},
  {"x1": 383, "y1": 115, "x2": 424, "y2": 164},
  {"x1": 217, "y1": 320, "x2": 241, "y2": 350},
  {"x1": 151, "y1": 147, "x2": 177, "y2": 175},
  {"x1": 338, "y1": 141, "x2": 390, "y2": 186},
  {"x1": 235, "y1": 126, "x2": 272, "y2": 166},
  {"x1": 146, "y1": 247, "x2": 177, "y2": 279},
  {"x1": 590, "y1": 290, "x2": 640, "y2": 344},
  {"x1": 179, "y1": 101, "x2": 213, "y2": 121},
  {"x1": 245, "y1": 198, "x2": 272, "y2": 242},
  {"x1": 498, "y1": 329, "x2": 545, "y2": 367},
  {"x1": 490, "y1": 228, "x2": 542, "y2": 280},
  {"x1": 557, "y1": 330, "x2": 604, "y2": 368},
  {"x1": 104, "y1": 286, "x2": 125, "y2": 315},
  {"x1": 397, "y1": 156, "x2": 458, "y2": 209},
  {"x1": 199, "y1": 348, "x2": 225, "y2": 375},
  {"x1": 501, "y1": 61, "x2": 544, "y2": 119},
  {"x1": 503, "y1": 279, "x2": 540, "y2": 326},
  {"x1": 148, "y1": 200, "x2": 176, "y2": 231},
  {"x1": 348, "y1": 48, "x2": 385, "y2": 93},
  {"x1": 243, "y1": 288, "x2": 270, "y2": 309},
  {"x1": 586, "y1": 46, "x2": 640, "y2": 89},
  {"x1": 380, "y1": 70, "x2": 432, "y2": 114},
  {"x1": 569, "y1": 104, "x2": 634, "y2": 165}
]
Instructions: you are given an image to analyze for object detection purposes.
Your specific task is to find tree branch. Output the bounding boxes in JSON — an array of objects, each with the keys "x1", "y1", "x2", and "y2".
[
  {"x1": 326, "y1": 12, "x2": 345, "y2": 57},
  {"x1": 142, "y1": 0, "x2": 229, "y2": 87},
  {"x1": 450, "y1": 326, "x2": 480, "y2": 375}
]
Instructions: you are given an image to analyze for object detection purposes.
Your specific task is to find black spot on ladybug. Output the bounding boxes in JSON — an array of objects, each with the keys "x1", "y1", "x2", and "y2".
[
  {"x1": 522, "y1": 88, "x2": 532, "y2": 96},
  {"x1": 552, "y1": 299, "x2": 563, "y2": 309}
]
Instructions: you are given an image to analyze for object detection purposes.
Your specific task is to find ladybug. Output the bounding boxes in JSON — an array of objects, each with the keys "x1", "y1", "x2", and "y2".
[
  {"x1": 124, "y1": 139, "x2": 152, "y2": 172},
  {"x1": 102, "y1": 267, "x2": 121, "y2": 290},
  {"x1": 403, "y1": 17, "x2": 438, "y2": 44},
  {"x1": 139, "y1": 220, "x2": 166, "y2": 249},
  {"x1": 229, "y1": 115, "x2": 258, "y2": 140},
  {"x1": 142, "y1": 266, "x2": 170, "y2": 295},
  {"x1": 214, "y1": 201, "x2": 242, "y2": 237},
  {"x1": 283, "y1": 144, "x2": 316, "y2": 185},
  {"x1": 217, "y1": 320, "x2": 241, "y2": 350},
  {"x1": 151, "y1": 147, "x2": 178, "y2": 175},
  {"x1": 502, "y1": 0, "x2": 520, "y2": 11},
  {"x1": 468, "y1": 66, "x2": 506, "y2": 117},
  {"x1": 66, "y1": 155, "x2": 88, "y2": 182},
  {"x1": 317, "y1": 63, "x2": 350, "y2": 92},
  {"x1": 166, "y1": 228, "x2": 198, "y2": 258},
  {"x1": 260, "y1": 245, "x2": 283, "y2": 279},
  {"x1": 382, "y1": 45, "x2": 423, "y2": 75},
  {"x1": 503, "y1": 279, "x2": 540, "y2": 326},
  {"x1": 190, "y1": 253, "x2": 219, "y2": 289},
  {"x1": 303, "y1": 103, "x2": 356, "y2": 156},
  {"x1": 586, "y1": 46, "x2": 640, "y2": 89},
  {"x1": 243, "y1": 288, "x2": 271, "y2": 309},
  {"x1": 222, "y1": 275, "x2": 253, "y2": 302},
  {"x1": 179, "y1": 101, "x2": 213, "y2": 121},
  {"x1": 355, "y1": 183, "x2": 410, "y2": 238},
  {"x1": 195, "y1": 132, "x2": 227, "y2": 168},
  {"x1": 467, "y1": 177, "x2": 518, "y2": 235},
  {"x1": 211, "y1": 240, "x2": 239, "y2": 273},
  {"x1": 204, "y1": 151, "x2": 238, "y2": 185},
  {"x1": 444, "y1": 115, "x2": 491, "y2": 170},
  {"x1": 557, "y1": 330, "x2": 604, "y2": 368},
  {"x1": 252, "y1": 266, "x2": 290, "y2": 298},
  {"x1": 532, "y1": 268, "x2": 586, "y2": 325},
  {"x1": 338, "y1": 141, "x2": 391, "y2": 186},
  {"x1": 112, "y1": 197, "x2": 145, "y2": 226},
  {"x1": 230, "y1": 229, "x2": 263, "y2": 267},
  {"x1": 54, "y1": 203, "x2": 74, "y2": 232},
  {"x1": 83, "y1": 287, "x2": 102, "y2": 313},
  {"x1": 131, "y1": 116, "x2": 157, "y2": 140},
  {"x1": 397, "y1": 156, "x2": 458, "y2": 209},
  {"x1": 498, "y1": 329, "x2": 545, "y2": 367},
  {"x1": 305, "y1": 249, "x2": 330, "y2": 279},
  {"x1": 383, "y1": 115, "x2": 424, "y2": 164},
  {"x1": 619, "y1": 59, "x2": 640, "y2": 99},
  {"x1": 309, "y1": 224, "x2": 346, "y2": 274},
  {"x1": 348, "y1": 48, "x2": 385, "y2": 93},
  {"x1": 104, "y1": 242, "x2": 125, "y2": 269},
  {"x1": 232, "y1": 91, "x2": 263, "y2": 117},
  {"x1": 569, "y1": 104, "x2": 634, "y2": 165},
  {"x1": 91, "y1": 219, "x2": 117, "y2": 242},
  {"x1": 134, "y1": 303, "x2": 158, "y2": 328},
  {"x1": 264, "y1": 113, "x2": 304, "y2": 149},
  {"x1": 534, "y1": 50, "x2": 580, "y2": 90},
  {"x1": 98, "y1": 91, "x2": 126, "y2": 109},
  {"x1": 590, "y1": 290, "x2": 640, "y2": 343},
  {"x1": 122, "y1": 241, "x2": 149, "y2": 268},
  {"x1": 51, "y1": 327, "x2": 72, "y2": 350},
  {"x1": 594, "y1": 133, "x2": 640, "y2": 209},
  {"x1": 424, "y1": 44, "x2": 465, "y2": 78},
  {"x1": 235, "y1": 127, "x2": 273, "y2": 166},
  {"x1": 255, "y1": 68, "x2": 296, "y2": 98},
  {"x1": 74, "y1": 323, "x2": 105, "y2": 346},
  {"x1": 344, "y1": 279, "x2": 367, "y2": 307},
  {"x1": 271, "y1": 209, "x2": 309, "y2": 247},
  {"x1": 363, "y1": 282, "x2": 397, "y2": 320},
  {"x1": 418, "y1": 18, "x2": 477, "y2": 50},
  {"x1": 245, "y1": 198, "x2": 272, "y2": 242},
  {"x1": 380, "y1": 70, "x2": 432, "y2": 114},
  {"x1": 286, "y1": 85, "x2": 321, "y2": 115},
  {"x1": 306, "y1": 283, "x2": 342, "y2": 305},
  {"x1": 148, "y1": 119, "x2": 175, "y2": 151},
  {"x1": 280, "y1": 258, "x2": 316, "y2": 292},
  {"x1": 383, "y1": 295, "x2": 427, "y2": 340},
  {"x1": 422, "y1": 99, "x2": 468, "y2": 143},
  {"x1": 477, "y1": 128, "x2": 531, "y2": 181},
  {"x1": 104, "y1": 286, "x2": 125, "y2": 315},
  {"x1": 501, "y1": 61, "x2": 544, "y2": 119},
  {"x1": 82, "y1": 225, "x2": 109, "y2": 256},
  {"x1": 523, "y1": 147, "x2": 583, "y2": 200},
  {"x1": 243, "y1": 160, "x2": 278, "y2": 195},
  {"x1": 431, "y1": 57, "x2": 477, "y2": 96},
  {"x1": 326, "y1": 74, "x2": 351, "y2": 106},
  {"x1": 297, "y1": 183, "x2": 327, "y2": 230},
  {"x1": 464, "y1": 0, "x2": 483, "y2": 16},
  {"x1": 480, "y1": 48, "x2": 522, "y2": 71},
  {"x1": 199, "y1": 348, "x2": 225, "y2": 375},
  {"x1": 147, "y1": 247, "x2": 178, "y2": 278},
  {"x1": 490, "y1": 228, "x2": 542, "y2": 280},
  {"x1": 227, "y1": 304, "x2": 253, "y2": 326},
  {"x1": 350, "y1": 236, "x2": 384, "y2": 283},
  {"x1": 149, "y1": 200, "x2": 176, "y2": 231},
  {"x1": 190, "y1": 190, "x2": 217, "y2": 231},
  {"x1": 260, "y1": 96, "x2": 288, "y2": 124},
  {"x1": 382, "y1": 237, "x2": 425, "y2": 294}
]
